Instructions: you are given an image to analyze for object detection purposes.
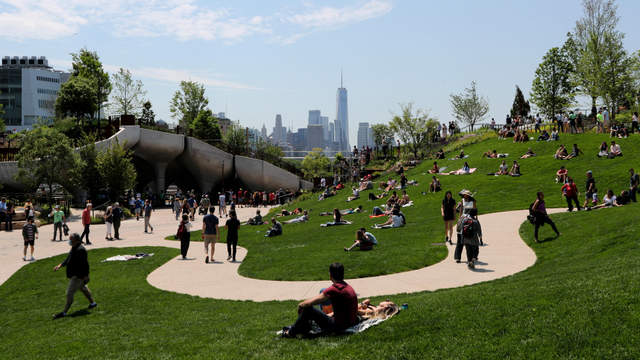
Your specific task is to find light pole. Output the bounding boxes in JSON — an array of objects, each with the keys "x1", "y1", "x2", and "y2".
[{"x1": 221, "y1": 160, "x2": 224, "y2": 192}]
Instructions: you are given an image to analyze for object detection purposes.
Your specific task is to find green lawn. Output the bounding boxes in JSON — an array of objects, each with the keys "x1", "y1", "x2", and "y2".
[{"x1": 3, "y1": 131, "x2": 640, "y2": 359}]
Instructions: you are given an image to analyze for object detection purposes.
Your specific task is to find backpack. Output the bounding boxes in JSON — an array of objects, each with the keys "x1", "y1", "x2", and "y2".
[
  {"x1": 176, "y1": 222, "x2": 186, "y2": 239},
  {"x1": 462, "y1": 218, "x2": 476, "y2": 239}
]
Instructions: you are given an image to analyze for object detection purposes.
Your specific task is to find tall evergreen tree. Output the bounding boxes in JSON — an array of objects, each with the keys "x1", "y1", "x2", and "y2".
[{"x1": 510, "y1": 85, "x2": 531, "y2": 119}]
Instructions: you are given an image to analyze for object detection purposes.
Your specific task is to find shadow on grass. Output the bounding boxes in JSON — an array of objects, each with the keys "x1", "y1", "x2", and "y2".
[{"x1": 68, "y1": 309, "x2": 93, "y2": 318}]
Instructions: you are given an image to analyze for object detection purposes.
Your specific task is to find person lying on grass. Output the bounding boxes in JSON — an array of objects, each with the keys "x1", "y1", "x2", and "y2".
[
  {"x1": 428, "y1": 161, "x2": 440, "y2": 173},
  {"x1": 320, "y1": 208, "x2": 353, "y2": 227},
  {"x1": 358, "y1": 180, "x2": 373, "y2": 191},
  {"x1": 282, "y1": 211, "x2": 309, "y2": 224},
  {"x1": 588, "y1": 190, "x2": 629, "y2": 210},
  {"x1": 519, "y1": 148, "x2": 536, "y2": 159},
  {"x1": 372, "y1": 209, "x2": 404, "y2": 229},
  {"x1": 565, "y1": 144, "x2": 583, "y2": 160},
  {"x1": 318, "y1": 206, "x2": 363, "y2": 216},
  {"x1": 357, "y1": 299, "x2": 400, "y2": 319},
  {"x1": 379, "y1": 178, "x2": 396, "y2": 191},
  {"x1": 508, "y1": 160, "x2": 521, "y2": 176},
  {"x1": 318, "y1": 187, "x2": 336, "y2": 201},
  {"x1": 344, "y1": 229, "x2": 377, "y2": 251},
  {"x1": 346, "y1": 187, "x2": 360, "y2": 202},
  {"x1": 429, "y1": 176, "x2": 442, "y2": 192},
  {"x1": 368, "y1": 192, "x2": 388, "y2": 201},
  {"x1": 556, "y1": 166, "x2": 568, "y2": 183},
  {"x1": 276, "y1": 208, "x2": 302, "y2": 217},
  {"x1": 481, "y1": 150, "x2": 498, "y2": 159},
  {"x1": 396, "y1": 190, "x2": 411, "y2": 206},
  {"x1": 554, "y1": 145, "x2": 568, "y2": 160},
  {"x1": 610, "y1": 141, "x2": 622, "y2": 156}
]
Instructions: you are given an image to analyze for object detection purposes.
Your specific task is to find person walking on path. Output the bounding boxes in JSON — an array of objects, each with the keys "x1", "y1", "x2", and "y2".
[
  {"x1": 104, "y1": 206, "x2": 114, "y2": 240},
  {"x1": 143, "y1": 199, "x2": 154, "y2": 233},
  {"x1": 561, "y1": 177, "x2": 582, "y2": 212},
  {"x1": 454, "y1": 190, "x2": 476, "y2": 263},
  {"x1": 22, "y1": 216, "x2": 38, "y2": 261},
  {"x1": 3, "y1": 200, "x2": 14, "y2": 231},
  {"x1": 532, "y1": 191, "x2": 561, "y2": 243},
  {"x1": 462, "y1": 208, "x2": 482, "y2": 269},
  {"x1": 173, "y1": 198, "x2": 181, "y2": 220},
  {"x1": 134, "y1": 197, "x2": 143, "y2": 221},
  {"x1": 218, "y1": 192, "x2": 227, "y2": 218},
  {"x1": 112, "y1": 202, "x2": 124, "y2": 240},
  {"x1": 277, "y1": 262, "x2": 359, "y2": 339},
  {"x1": 79, "y1": 204, "x2": 92, "y2": 245},
  {"x1": 629, "y1": 169, "x2": 639, "y2": 203},
  {"x1": 202, "y1": 208, "x2": 219, "y2": 263},
  {"x1": 0, "y1": 197, "x2": 6, "y2": 230},
  {"x1": 582, "y1": 171, "x2": 596, "y2": 209},
  {"x1": 225, "y1": 210, "x2": 241, "y2": 261},
  {"x1": 187, "y1": 194, "x2": 197, "y2": 220},
  {"x1": 52, "y1": 233, "x2": 97, "y2": 319},
  {"x1": 200, "y1": 195, "x2": 210, "y2": 216},
  {"x1": 177, "y1": 214, "x2": 193, "y2": 259},
  {"x1": 441, "y1": 191, "x2": 456, "y2": 244},
  {"x1": 49, "y1": 205, "x2": 65, "y2": 241}
]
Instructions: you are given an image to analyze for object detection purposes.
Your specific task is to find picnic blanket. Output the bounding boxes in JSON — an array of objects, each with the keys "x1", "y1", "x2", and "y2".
[
  {"x1": 440, "y1": 168, "x2": 477, "y2": 175},
  {"x1": 448, "y1": 155, "x2": 470, "y2": 161},
  {"x1": 102, "y1": 253, "x2": 154, "y2": 262},
  {"x1": 369, "y1": 214, "x2": 387, "y2": 218}
]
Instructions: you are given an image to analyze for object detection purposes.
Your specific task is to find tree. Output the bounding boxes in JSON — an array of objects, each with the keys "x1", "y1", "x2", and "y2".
[
  {"x1": 370, "y1": 123, "x2": 394, "y2": 148},
  {"x1": 254, "y1": 137, "x2": 284, "y2": 160},
  {"x1": 139, "y1": 101, "x2": 156, "y2": 126},
  {"x1": 600, "y1": 31, "x2": 636, "y2": 119},
  {"x1": 301, "y1": 148, "x2": 330, "y2": 178},
  {"x1": 70, "y1": 46, "x2": 111, "y2": 114},
  {"x1": 190, "y1": 110, "x2": 222, "y2": 141},
  {"x1": 224, "y1": 120, "x2": 248, "y2": 156},
  {"x1": 98, "y1": 138, "x2": 137, "y2": 202},
  {"x1": 450, "y1": 81, "x2": 490, "y2": 132},
  {"x1": 530, "y1": 46, "x2": 575, "y2": 120},
  {"x1": 77, "y1": 132, "x2": 103, "y2": 201},
  {"x1": 54, "y1": 76, "x2": 98, "y2": 127},
  {"x1": 14, "y1": 122, "x2": 80, "y2": 207},
  {"x1": 109, "y1": 68, "x2": 147, "y2": 118},
  {"x1": 510, "y1": 85, "x2": 531, "y2": 118},
  {"x1": 170, "y1": 80, "x2": 209, "y2": 128},
  {"x1": 389, "y1": 102, "x2": 438, "y2": 159}
]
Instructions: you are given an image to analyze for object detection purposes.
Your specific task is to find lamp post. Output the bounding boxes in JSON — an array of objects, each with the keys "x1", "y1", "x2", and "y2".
[{"x1": 221, "y1": 160, "x2": 224, "y2": 192}]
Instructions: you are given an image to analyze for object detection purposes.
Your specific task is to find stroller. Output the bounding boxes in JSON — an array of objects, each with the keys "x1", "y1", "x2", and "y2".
[{"x1": 198, "y1": 205, "x2": 206, "y2": 215}]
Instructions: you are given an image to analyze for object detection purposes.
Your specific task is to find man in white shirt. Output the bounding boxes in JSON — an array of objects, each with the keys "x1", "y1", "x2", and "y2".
[
  {"x1": 320, "y1": 177, "x2": 326, "y2": 188},
  {"x1": 218, "y1": 192, "x2": 227, "y2": 218},
  {"x1": 610, "y1": 141, "x2": 622, "y2": 156}
]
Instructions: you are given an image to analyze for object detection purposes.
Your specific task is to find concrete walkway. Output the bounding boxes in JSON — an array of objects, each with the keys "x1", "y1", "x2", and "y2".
[{"x1": 0, "y1": 206, "x2": 563, "y2": 302}]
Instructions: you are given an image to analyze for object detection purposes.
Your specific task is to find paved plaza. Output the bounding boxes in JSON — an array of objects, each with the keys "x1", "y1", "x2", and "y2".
[{"x1": 0, "y1": 206, "x2": 560, "y2": 301}]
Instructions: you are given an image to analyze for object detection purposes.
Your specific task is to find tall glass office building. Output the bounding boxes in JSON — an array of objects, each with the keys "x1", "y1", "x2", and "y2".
[{"x1": 335, "y1": 75, "x2": 349, "y2": 151}]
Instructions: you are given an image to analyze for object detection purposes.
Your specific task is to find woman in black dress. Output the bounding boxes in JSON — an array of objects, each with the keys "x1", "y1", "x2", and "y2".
[{"x1": 441, "y1": 191, "x2": 456, "y2": 243}]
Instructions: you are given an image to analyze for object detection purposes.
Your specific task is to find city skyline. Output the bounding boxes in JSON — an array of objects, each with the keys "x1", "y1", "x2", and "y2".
[{"x1": 2, "y1": 1, "x2": 640, "y2": 146}]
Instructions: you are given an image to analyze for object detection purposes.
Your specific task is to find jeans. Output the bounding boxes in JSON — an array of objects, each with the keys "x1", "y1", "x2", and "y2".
[
  {"x1": 4, "y1": 214, "x2": 12, "y2": 231},
  {"x1": 114, "y1": 218, "x2": 121, "y2": 239},
  {"x1": 372, "y1": 207, "x2": 384, "y2": 216},
  {"x1": 534, "y1": 215, "x2": 560, "y2": 240},
  {"x1": 144, "y1": 217, "x2": 153, "y2": 232},
  {"x1": 80, "y1": 224, "x2": 90, "y2": 243},
  {"x1": 630, "y1": 187, "x2": 637, "y2": 203},
  {"x1": 53, "y1": 222, "x2": 63, "y2": 241},
  {"x1": 289, "y1": 306, "x2": 337, "y2": 336},
  {"x1": 227, "y1": 238, "x2": 238, "y2": 259},
  {"x1": 454, "y1": 234, "x2": 465, "y2": 260},
  {"x1": 570, "y1": 124, "x2": 577, "y2": 133},
  {"x1": 566, "y1": 195, "x2": 581, "y2": 211},
  {"x1": 180, "y1": 233, "x2": 190, "y2": 257}
]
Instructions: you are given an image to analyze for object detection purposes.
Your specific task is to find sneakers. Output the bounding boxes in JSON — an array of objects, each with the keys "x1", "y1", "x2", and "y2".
[
  {"x1": 22, "y1": 256, "x2": 26, "y2": 261},
  {"x1": 205, "y1": 256, "x2": 209, "y2": 264},
  {"x1": 85, "y1": 242, "x2": 92, "y2": 245},
  {"x1": 227, "y1": 256, "x2": 232, "y2": 261},
  {"x1": 468, "y1": 261, "x2": 475, "y2": 269},
  {"x1": 88, "y1": 303, "x2": 98, "y2": 309},
  {"x1": 30, "y1": 256, "x2": 35, "y2": 261},
  {"x1": 150, "y1": 226, "x2": 154, "y2": 232},
  {"x1": 53, "y1": 312, "x2": 66, "y2": 320}
]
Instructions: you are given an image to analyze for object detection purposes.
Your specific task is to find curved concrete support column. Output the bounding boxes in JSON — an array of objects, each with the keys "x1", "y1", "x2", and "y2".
[
  {"x1": 178, "y1": 137, "x2": 234, "y2": 193},
  {"x1": 131, "y1": 129, "x2": 185, "y2": 194},
  {"x1": 153, "y1": 162, "x2": 169, "y2": 194}
]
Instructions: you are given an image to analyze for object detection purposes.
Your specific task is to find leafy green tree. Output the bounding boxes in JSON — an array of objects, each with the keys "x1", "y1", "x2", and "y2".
[
  {"x1": 530, "y1": 46, "x2": 575, "y2": 120},
  {"x1": 54, "y1": 76, "x2": 98, "y2": 127},
  {"x1": 224, "y1": 120, "x2": 248, "y2": 156},
  {"x1": 302, "y1": 148, "x2": 330, "y2": 178},
  {"x1": 389, "y1": 102, "x2": 438, "y2": 158},
  {"x1": 254, "y1": 137, "x2": 284, "y2": 160},
  {"x1": 190, "y1": 110, "x2": 222, "y2": 141},
  {"x1": 109, "y1": 68, "x2": 147, "y2": 118},
  {"x1": 370, "y1": 123, "x2": 394, "y2": 148},
  {"x1": 170, "y1": 80, "x2": 209, "y2": 128},
  {"x1": 14, "y1": 122, "x2": 80, "y2": 207},
  {"x1": 77, "y1": 132, "x2": 103, "y2": 201},
  {"x1": 139, "y1": 101, "x2": 156, "y2": 126},
  {"x1": 98, "y1": 138, "x2": 137, "y2": 202},
  {"x1": 599, "y1": 31, "x2": 636, "y2": 119},
  {"x1": 450, "y1": 81, "x2": 490, "y2": 132},
  {"x1": 70, "y1": 46, "x2": 111, "y2": 112},
  {"x1": 510, "y1": 85, "x2": 531, "y2": 119}
]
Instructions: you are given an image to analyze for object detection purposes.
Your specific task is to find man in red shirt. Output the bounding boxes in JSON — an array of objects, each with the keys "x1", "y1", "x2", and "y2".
[
  {"x1": 279, "y1": 262, "x2": 359, "y2": 338},
  {"x1": 79, "y1": 203, "x2": 92, "y2": 245},
  {"x1": 269, "y1": 192, "x2": 276, "y2": 205},
  {"x1": 561, "y1": 177, "x2": 582, "y2": 212}
]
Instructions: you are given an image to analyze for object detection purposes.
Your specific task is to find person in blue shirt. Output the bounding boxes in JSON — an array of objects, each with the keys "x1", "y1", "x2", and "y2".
[
  {"x1": 134, "y1": 197, "x2": 143, "y2": 221},
  {"x1": 201, "y1": 208, "x2": 219, "y2": 263}
]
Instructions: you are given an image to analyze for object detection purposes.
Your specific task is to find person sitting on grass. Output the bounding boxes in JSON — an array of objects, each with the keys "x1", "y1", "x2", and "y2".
[
  {"x1": 394, "y1": 164, "x2": 404, "y2": 175},
  {"x1": 615, "y1": 190, "x2": 630, "y2": 206},
  {"x1": 368, "y1": 192, "x2": 388, "y2": 201},
  {"x1": 519, "y1": 148, "x2": 536, "y2": 159},
  {"x1": 397, "y1": 190, "x2": 411, "y2": 206},
  {"x1": 461, "y1": 162, "x2": 470, "y2": 174},
  {"x1": 372, "y1": 209, "x2": 404, "y2": 229},
  {"x1": 344, "y1": 229, "x2": 377, "y2": 251},
  {"x1": 246, "y1": 210, "x2": 263, "y2": 225},
  {"x1": 357, "y1": 299, "x2": 400, "y2": 319},
  {"x1": 434, "y1": 149, "x2": 445, "y2": 159},
  {"x1": 346, "y1": 187, "x2": 360, "y2": 202},
  {"x1": 320, "y1": 208, "x2": 352, "y2": 227},
  {"x1": 266, "y1": 218, "x2": 282, "y2": 237},
  {"x1": 610, "y1": 123, "x2": 619, "y2": 138},
  {"x1": 283, "y1": 211, "x2": 309, "y2": 224},
  {"x1": 453, "y1": 149, "x2": 465, "y2": 159},
  {"x1": 482, "y1": 150, "x2": 498, "y2": 159},
  {"x1": 428, "y1": 161, "x2": 440, "y2": 173},
  {"x1": 508, "y1": 160, "x2": 521, "y2": 176},
  {"x1": 498, "y1": 125, "x2": 510, "y2": 139},
  {"x1": 551, "y1": 128, "x2": 560, "y2": 141},
  {"x1": 385, "y1": 178, "x2": 397, "y2": 191},
  {"x1": 497, "y1": 160, "x2": 509, "y2": 175},
  {"x1": 429, "y1": 176, "x2": 442, "y2": 192},
  {"x1": 597, "y1": 141, "x2": 608, "y2": 157},
  {"x1": 554, "y1": 145, "x2": 568, "y2": 160},
  {"x1": 386, "y1": 191, "x2": 399, "y2": 208},
  {"x1": 513, "y1": 129, "x2": 524, "y2": 143},
  {"x1": 318, "y1": 187, "x2": 336, "y2": 201},
  {"x1": 589, "y1": 189, "x2": 618, "y2": 210},
  {"x1": 556, "y1": 166, "x2": 568, "y2": 184},
  {"x1": 358, "y1": 180, "x2": 373, "y2": 191},
  {"x1": 565, "y1": 144, "x2": 583, "y2": 160},
  {"x1": 617, "y1": 125, "x2": 629, "y2": 138},
  {"x1": 610, "y1": 141, "x2": 622, "y2": 156},
  {"x1": 537, "y1": 130, "x2": 550, "y2": 142}
]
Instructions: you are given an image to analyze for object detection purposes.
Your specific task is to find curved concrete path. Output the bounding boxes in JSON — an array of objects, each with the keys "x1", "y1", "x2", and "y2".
[{"x1": 0, "y1": 207, "x2": 563, "y2": 302}]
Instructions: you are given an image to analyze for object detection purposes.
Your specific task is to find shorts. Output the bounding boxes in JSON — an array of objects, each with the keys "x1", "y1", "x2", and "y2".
[
  {"x1": 66, "y1": 276, "x2": 88, "y2": 296},
  {"x1": 135, "y1": 208, "x2": 141, "y2": 214},
  {"x1": 24, "y1": 239, "x2": 34, "y2": 246},
  {"x1": 204, "y1": 234, "x2": 217, "y2": 247},
  {"x1": 592, "y1": 199, "x2": 597, "y2": 205},
  {"x1": 586, "y1": 192, "x2": 593, "y2": 200}
]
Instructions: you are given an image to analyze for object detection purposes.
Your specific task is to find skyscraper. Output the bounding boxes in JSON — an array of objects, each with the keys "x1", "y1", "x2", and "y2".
[
  {"x1": 335, "y1": 71, "x2": 349, "y2": 151},
  {"x1": 261, "y1": 124, "x2": 267, "y2": 141},
  {"x1": 307, "y1": 124, "x2": 323, "y2": 151},
  {"x1": 357, "y1": 122, "x2": 374, "y2": 149},
  {"x1": 308, "y1": 110, "x2": 321, "y2": 125},
  {"x1": 272, "y1": 114, "x2": 286, "y2": 144}
]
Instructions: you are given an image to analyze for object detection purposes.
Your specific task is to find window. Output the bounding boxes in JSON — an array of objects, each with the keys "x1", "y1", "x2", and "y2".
[
  {"x1": 38, "y1": 99, "x2": 54, "y2": 109},
  {"x1": 37, "y1": 88, "x2": 57, "y2": 95},
  {"x1": 36, "y1": 76, "x2": 59, "y2": 83}
]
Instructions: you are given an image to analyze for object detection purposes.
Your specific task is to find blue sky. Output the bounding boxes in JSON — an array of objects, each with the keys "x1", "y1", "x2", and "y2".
[{"x1": 2, "y1": 0, "x2": 639, "y2": 145}]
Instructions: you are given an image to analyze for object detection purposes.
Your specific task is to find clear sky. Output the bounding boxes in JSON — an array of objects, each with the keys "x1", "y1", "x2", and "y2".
[{"x1": 2, "y1": 0, "x2": 639, "y2": 145}]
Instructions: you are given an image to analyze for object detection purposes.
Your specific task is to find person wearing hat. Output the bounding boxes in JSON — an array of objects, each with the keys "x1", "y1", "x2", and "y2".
[
  {"x1": 80, "y1": 203, "x2": 92, "y2": 245},
  {"x1": 49, "y1": 205, "x2": 66, "y2": 241},
  {"x1": 112, "y1": 202, "x2": 124, "y2": 240},
  {"x1": 583, "y1": 171, "x2": 596, "y2": 209},
  {"x1": 200, "y1": 195, "x2": 210, "y2": 215},
  {"x1": 454, "y1": 189, "x2": 476, "y2": 263}
]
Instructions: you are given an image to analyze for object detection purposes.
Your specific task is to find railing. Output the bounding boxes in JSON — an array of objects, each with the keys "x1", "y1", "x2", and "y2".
[{"x1": 0, "y1": 147, "x2": 19, "y2": 162}]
